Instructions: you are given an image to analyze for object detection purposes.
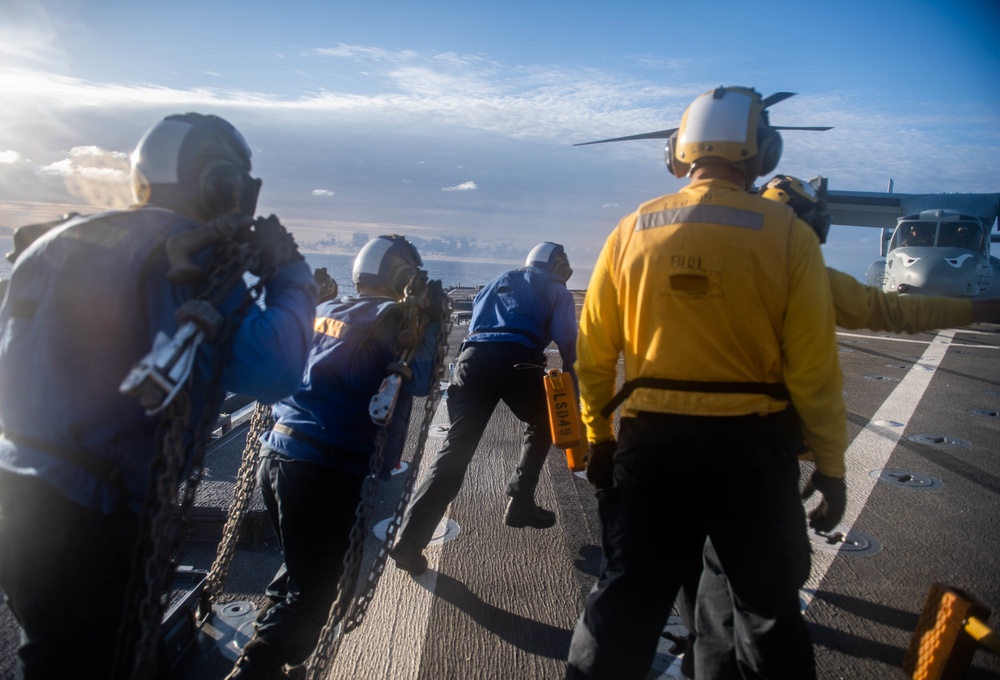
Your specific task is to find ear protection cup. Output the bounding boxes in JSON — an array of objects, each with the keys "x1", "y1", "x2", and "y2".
[
  {"x1": 199, "y1": 159, "x2": 246, "y2": 218},
  {"x1": 387, "y1": 258, "x2": 418, "y2": 298},
  {"x1": 753, "y1": 128, "x2": 782, "y2": 178},
  {"x1": 553, "y1": 258, "x2": 573, "y2": 282},
  {"x1": 665, "y1": 131, "x2": 690, "y2": 178}
]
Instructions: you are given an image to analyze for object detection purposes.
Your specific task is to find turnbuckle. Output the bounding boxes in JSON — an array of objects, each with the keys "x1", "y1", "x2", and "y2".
[{"x1": 119, "y1": 300, "x2": 223, "y2": 414}]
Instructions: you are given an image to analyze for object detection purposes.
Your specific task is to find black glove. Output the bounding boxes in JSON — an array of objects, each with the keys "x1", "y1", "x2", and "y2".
[
  {"x1": 424, "y1": 279, "x2": 450, "y2": 323},
  {"x1": 249, "y1": 214, "x2": 304, "y2": 276},
  {"x1": 586, "y1": 440, "x2": 617, "y2": 491},
  {"x1": 801, "y1": 470, "x2": 846, "y2": 532},
  {"x1": 313, "y1": 267, "x2": 339, "y2": 302}
]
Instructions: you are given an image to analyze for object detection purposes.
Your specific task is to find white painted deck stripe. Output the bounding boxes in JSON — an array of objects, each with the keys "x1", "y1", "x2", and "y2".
[
  {"x1": 837, "y1": 330, "x2": 997, "y2": 349},
  {"x1": 802, "y1": 329, "x2": 956, "y2": 609}
]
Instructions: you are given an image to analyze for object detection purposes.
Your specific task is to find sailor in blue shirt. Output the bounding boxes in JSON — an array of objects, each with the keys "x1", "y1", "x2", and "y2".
[
  {"x1": 0, "y1": 113, "x2": 317, "y2": 679},
  {"x1": 390, "y1": 242, "x2": 578, "y2": 576},
  {"x1": 228, "y1": 235, "x2": 446, "y2": 680}
]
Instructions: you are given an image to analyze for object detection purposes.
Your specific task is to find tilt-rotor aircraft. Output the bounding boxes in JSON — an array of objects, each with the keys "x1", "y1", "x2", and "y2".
[
  {"x1": 822, "y1": 182, "x2": 1000, "y2": 297},
  {"x1": 574, "y1": 91, "x2": 1000, "y2": 298}
]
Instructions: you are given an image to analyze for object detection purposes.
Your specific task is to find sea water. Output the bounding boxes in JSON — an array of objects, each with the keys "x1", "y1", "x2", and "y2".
[
  {"x1": 306, "y1": 253, "x2": 512, "y2": 293},
  {"x1": 0, "y1": 237, "x2": 10, "y2": 280},
  {"x1": 305, "y1": 252, "x2": 591, "y2": 293},
  {"x1": 0, "y1": 238, "x2": 591, "y2": 292}
]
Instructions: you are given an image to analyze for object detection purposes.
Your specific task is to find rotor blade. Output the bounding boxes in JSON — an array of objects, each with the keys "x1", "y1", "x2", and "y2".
[
  {"x1": 762, "y1": 92, "x2": 795, "y2": 108},
  {"x1": 773, "y1": 125, "x2": 833, "y2": 131},
  {"x1": 573, "y1": 128, "x2": 677, "y2": 146}
]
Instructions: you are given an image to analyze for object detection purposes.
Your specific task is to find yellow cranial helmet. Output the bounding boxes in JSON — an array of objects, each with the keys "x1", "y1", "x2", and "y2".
[
  {"x1": 761, "y1": 174, "x2": 818, "y2": 211},
  {"x1": 761, "y1": 174, "x2": 830, "y2": 244},
  {"x1": 666, "y1": 86, "x2": 782, "y2": 181}
]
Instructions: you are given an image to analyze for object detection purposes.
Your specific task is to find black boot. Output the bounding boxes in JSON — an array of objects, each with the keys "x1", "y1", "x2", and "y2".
[
  {"x1": 225, "y1": 655, "x2": 281, "y2": 680},
  {"x1": 390, "y1": 540, "x2": 428, "y2": 575},
  {"x1": 503, "y1": 497, "x2": 556, "y2": 528},
  {"x1": 226, "y1": 637, "x2": 285, "y2": 680}
]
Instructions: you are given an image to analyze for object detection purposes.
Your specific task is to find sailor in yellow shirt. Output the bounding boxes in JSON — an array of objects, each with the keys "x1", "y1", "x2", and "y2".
[
  {"x1": 687, "y1": 175, "x2": 1000, "y2": 680},
  {"x1": 760, "y1": 174, "x2": 1000, "y2": 332},
  {"x1": 565, "y1": 87, "x2": 846, "y2": 680}
]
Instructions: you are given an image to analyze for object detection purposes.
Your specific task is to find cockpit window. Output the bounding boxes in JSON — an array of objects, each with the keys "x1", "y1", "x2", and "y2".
[
  {"x1": 892, "y1": 221, "x2": 935, "y2": 249},
  {"x1": 937, "y1": 221, "x2": 984, "y2": 251}
]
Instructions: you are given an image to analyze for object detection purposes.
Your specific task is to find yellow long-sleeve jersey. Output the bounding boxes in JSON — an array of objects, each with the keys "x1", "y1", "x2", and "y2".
[
  {"x1": 577, "y1": 178, "x2": 847, "y2": 478},
  {"x1": 828, "y1": 268, "x2": 974, "y2": 332}
]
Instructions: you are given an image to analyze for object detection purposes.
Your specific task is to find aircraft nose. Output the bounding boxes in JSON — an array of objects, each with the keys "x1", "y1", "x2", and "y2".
[{"x1": 897, "y1": 256, "x2": 976, "y2": 296}]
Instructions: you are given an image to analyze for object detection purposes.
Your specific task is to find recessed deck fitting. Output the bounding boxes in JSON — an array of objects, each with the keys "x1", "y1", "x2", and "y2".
[
  {"x1": 864, "y1": 375, "x2": 900, "y2": 382},
  {"x1": 969, "y1": 409, "x2": 999, "y2": 418},
  {"x1": 908, "y1": 433, "x2": 970, "y2": 447},
  {"x1": 869, "y1": 468, "x2": 943, "y2": 490},
  {"x1": 374, "y1": 516, "x2": 461, "y2": 546},
  {"x1": 809, "y1": 528, "x2": 881, "y2": 556}
]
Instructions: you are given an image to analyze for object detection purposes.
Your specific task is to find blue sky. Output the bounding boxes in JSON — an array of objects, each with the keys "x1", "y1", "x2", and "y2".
[{"x1": 1, "y1": 0, "x2": 998, "y2": 281}]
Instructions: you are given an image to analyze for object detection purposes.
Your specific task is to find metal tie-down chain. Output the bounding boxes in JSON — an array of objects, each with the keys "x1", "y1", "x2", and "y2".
[
  {"x1": 112, "y1": 218, "x2": 267, "y2": 680},
  {"x1": 305, "y1": 290, "x2": 453, "y2": 680},
  {"x1": 203, "y1": 400, "x2": 275, "y2": 607}
]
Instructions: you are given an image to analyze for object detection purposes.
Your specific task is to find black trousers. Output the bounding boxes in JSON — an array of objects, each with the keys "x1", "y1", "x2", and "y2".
[
  {"x1": 395, "y1": 342, "x2": 552, "y2": 551},
  {"x1": 0, "y1": 472, "x2": 142, "y2": 680},
  {"x1": 566, "y1": 411, "x2": 814, "y2": 680},
  {"x1": 242, "y1": 453, "x2": 364, "y2": 669}
]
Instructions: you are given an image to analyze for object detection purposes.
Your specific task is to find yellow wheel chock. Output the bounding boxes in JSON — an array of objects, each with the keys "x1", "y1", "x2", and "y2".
[{"x1": 903, "y1": 582, "x2": 996, "y2": 679}]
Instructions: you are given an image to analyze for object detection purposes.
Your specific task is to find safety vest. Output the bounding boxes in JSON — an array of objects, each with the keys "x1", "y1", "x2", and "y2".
[{"x1": 0, "y1": 208, "x2": 213, "y2": 512}]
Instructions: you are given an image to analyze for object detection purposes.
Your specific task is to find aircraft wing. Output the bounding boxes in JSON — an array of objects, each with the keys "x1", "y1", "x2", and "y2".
[
  {"x1": 825, "y1": 190, "x2": 909, "y2": 229},
  {"x1": 825, "y1": 188, "x2": 1000, "y2": 231}
]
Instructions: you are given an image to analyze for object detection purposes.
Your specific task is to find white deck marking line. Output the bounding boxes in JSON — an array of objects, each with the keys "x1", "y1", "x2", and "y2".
[
  {"x1": 388, "y1": 396, "x2": 450, "y2": 679},
  {"x1": 801, "y1": 329, "x2": 956, "y2": 609},
  {"x1": 836, "y1": 330, "x2": 998, "y2": 349}
]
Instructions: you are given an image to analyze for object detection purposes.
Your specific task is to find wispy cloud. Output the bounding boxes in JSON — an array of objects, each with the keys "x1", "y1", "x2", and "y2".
[
  {"x1": 38, "y1": 159, "x2": 127, "y2": 181},
  {"x1": 307, "y1": 44, "x2": 421, "y2": 63},
  {"x1": 2, "y1": 41, "x2": 998, "y2": 263},
  {"x1": 70, "y1": 146, "x2": 127, "y2": 160},
  {"x1": 442, "y1": 181, "x2": 477, "y2": 192}
]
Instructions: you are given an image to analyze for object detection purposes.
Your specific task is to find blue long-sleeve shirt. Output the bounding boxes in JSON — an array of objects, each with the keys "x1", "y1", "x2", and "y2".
[
  {"x1": 0, "y1": 208, "x2": 317, "y2": 513},
  {"x1": 464, "y1": 266, "x2": 578, "y2": 383},
  {"x1": 262, "y1": 295, "x2": 440, "y2": 478}
]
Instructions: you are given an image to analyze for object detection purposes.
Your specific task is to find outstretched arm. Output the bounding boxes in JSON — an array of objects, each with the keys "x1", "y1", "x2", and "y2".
[
  {"x1": 827, "y1": 267, "x2": 977, "y2": 333},
  {"x1": 971, "y1": 297, "x2": 1000, "y2": 323}
]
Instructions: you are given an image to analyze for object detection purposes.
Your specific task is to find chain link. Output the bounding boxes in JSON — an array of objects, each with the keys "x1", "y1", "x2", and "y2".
[
  {"x1": 112, "y1": 221, "x2": 264, "y2": 680},
  {"x1": 306, "y1": 298, "x2": 453, "y2": 680},
  {"x1": 204, "y1": 401, "x2": 275, "y2": 605}
]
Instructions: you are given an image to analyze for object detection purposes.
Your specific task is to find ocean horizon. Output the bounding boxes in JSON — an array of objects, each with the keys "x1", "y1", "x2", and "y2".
[
  {"x1": 0, "y1": 238, "x2": 593, "y2": 292},
  {"x1": 305, "y1": 252, "x2": 593, "y2": 293}
]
